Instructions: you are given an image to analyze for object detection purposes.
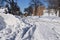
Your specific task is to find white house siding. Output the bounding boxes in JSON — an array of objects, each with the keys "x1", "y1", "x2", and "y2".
[{"x1": 43, "y1": 9, "x2": 60, "y2": 17}]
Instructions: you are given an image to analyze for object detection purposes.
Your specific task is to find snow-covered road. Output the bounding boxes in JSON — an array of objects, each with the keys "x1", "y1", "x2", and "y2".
[
  {"x1": 0, "y1": 14, "x2": 60, "y2": 40},
  {"x1": 21, "y1": 16, "x2": 60, "y2": 40}
]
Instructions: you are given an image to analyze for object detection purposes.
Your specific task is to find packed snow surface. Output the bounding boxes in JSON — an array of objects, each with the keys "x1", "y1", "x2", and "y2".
[{"x1": 0, "y1": 14, "x2": 60, "y2": 40}]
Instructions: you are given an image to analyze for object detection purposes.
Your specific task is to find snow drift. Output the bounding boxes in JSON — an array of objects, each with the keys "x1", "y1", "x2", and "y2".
[{"x1": 0, "y1": 14, "x2": 60, "y2": 40}]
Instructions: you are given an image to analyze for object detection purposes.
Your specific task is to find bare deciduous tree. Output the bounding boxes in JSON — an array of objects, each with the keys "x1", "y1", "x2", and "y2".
[
  {"x1": 45, "y1": 0, "x2": 60, "y2": 16},
  {"x1": 30, "y1": 0, "x2": 43, "y2": 15},
  {"x1": 24, "y1": 6, "x2": 33, "y2": 16}
]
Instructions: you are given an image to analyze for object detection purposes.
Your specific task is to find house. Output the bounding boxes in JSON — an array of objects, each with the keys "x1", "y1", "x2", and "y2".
[
  {"x1": 43, "y1": 9, "x2": 59, "y2": 17},
  {"x1": 32, "y1": 6, "x2": 45, "y2": 16},
  {"x1": 24, "y1": 6, "x2": 45, "y2": 17}
]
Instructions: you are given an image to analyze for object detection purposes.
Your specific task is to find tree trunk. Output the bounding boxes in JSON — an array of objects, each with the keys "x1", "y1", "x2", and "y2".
[{"x1": 59, "y1": 9, "x2": 60, "y2": 17}]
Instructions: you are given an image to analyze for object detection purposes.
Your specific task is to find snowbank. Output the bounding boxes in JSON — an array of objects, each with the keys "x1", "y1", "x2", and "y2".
[
  {"x1": 0, "y1": 14, "x2": 60, "y2": 40},
  {"x1": 0, "y1": 14, "x2": 31, "y2": 40}
]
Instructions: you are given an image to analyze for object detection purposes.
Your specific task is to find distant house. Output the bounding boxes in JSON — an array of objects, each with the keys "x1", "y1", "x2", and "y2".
[
  {"x1": 43, "y1": 9, "x2": 59, "y2": 17},
  {"x1": 32, "y1": 6, "x2": 45, "y2": 16},
  {"x1": 24, "y1": 6, "x2": 45, "y2": 17}
]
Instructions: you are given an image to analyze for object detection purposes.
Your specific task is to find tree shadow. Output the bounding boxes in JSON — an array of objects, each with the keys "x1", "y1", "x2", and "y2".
[
  {"x1": 0, "y1": 16, "x2": 6, "y2": 30},
  {"x1": 22, "y1": 25, "x2": 36, "y2": 40}
]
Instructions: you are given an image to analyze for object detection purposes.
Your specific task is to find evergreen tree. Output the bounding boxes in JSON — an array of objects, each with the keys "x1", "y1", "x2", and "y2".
[{"x1": 5, "y1": 0, "x2": 22, "y2": 15}]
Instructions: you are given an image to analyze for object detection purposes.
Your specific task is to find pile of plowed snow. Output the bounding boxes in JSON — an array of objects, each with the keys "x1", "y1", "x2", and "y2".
[
  {"x1": 0, "y1": 14, "x2": 60, "y2": 40},
  {"x1": 0, "y1": 14, "x2": 31, "y2": 40}
]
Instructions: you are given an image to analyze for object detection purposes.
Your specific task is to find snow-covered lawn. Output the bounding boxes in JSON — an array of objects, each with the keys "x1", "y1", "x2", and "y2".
[{"x1": 0, "y1": 14, "x2": 60, "y2": 40}]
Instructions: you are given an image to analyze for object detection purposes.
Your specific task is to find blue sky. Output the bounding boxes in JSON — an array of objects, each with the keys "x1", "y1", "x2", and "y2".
[
  {"x1": 17, "y1": 0, "x2": 30, "y2": 13},
  {"x1": 17, "y1": 0, "x2": 48, "y2": 13}
]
